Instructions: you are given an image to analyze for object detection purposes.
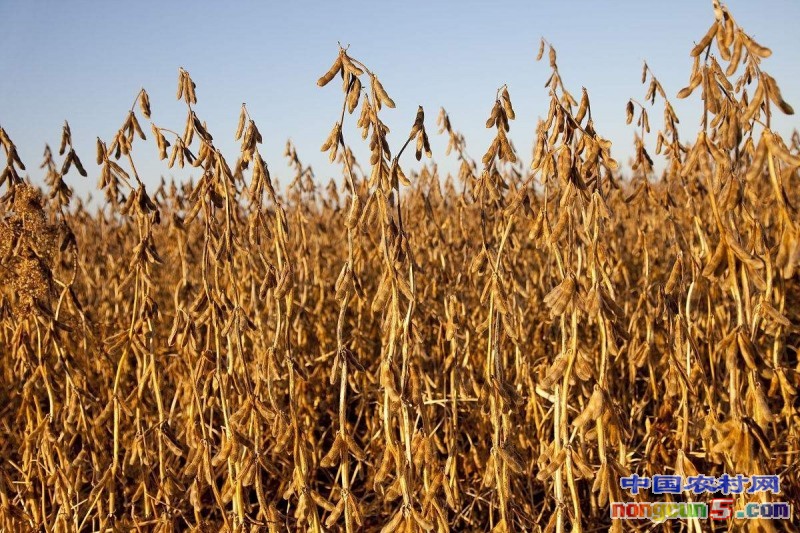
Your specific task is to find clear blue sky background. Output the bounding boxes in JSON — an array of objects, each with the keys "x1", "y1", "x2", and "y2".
[{"x1": 1, "y1": 1, "x2": 798, "y2": 196}]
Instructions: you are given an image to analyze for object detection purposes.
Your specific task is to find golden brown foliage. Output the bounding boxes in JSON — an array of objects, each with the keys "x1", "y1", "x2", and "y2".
[{"x1": 0, "y1": 3, "x2": 798, "y2": 532}]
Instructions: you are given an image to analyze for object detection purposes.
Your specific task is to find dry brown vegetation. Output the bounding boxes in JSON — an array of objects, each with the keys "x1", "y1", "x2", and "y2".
[{"x1": 1, "y1": 1, "x2": 798, "y2": 531}]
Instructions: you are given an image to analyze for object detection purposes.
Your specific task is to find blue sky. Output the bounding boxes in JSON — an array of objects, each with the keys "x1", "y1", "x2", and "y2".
[{"x1": 1, "y1": 1, "x2": 798, "y2": 196}]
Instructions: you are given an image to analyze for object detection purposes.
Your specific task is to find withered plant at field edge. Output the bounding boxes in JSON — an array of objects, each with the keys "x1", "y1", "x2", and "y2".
[{"x1": 0, "y1": 1, "x2": 798, "y2": 532}]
